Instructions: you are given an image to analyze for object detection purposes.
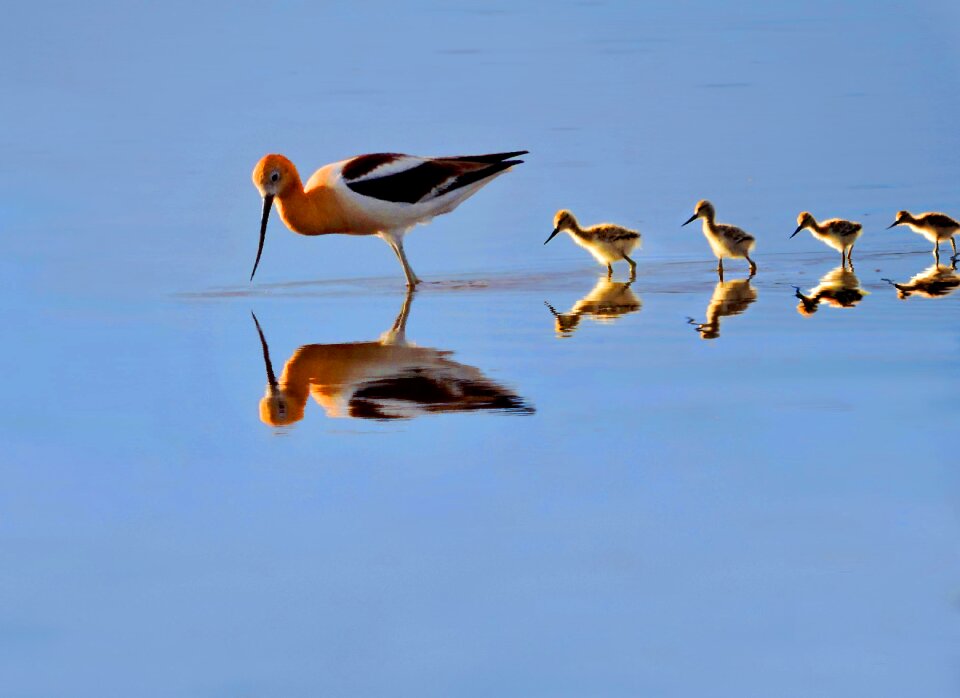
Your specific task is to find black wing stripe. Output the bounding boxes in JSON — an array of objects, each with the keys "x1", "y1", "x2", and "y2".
[
  {"x1": 435, "y1": 160, "x2": 522, "y2": 197},
  {"x1": 347, "y1": 159, "x2": 523, "y2": 204},
  {"x1": 347, "y1": 161, "x2": 456, "y2": 204},
  {"x1": 443, "y1": 150, "x2": 529, "y2": 163},
  {"x1": 341, "y1": 153, "x2": 404, "y2": 181}
]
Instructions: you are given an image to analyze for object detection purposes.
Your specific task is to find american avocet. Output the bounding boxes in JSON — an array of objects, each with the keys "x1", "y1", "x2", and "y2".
[
  {"x1": 687, "y1": 277, "x2": 757, "y2": 340},
  {"x1": 543, "y1": 210, "x2": 641, "y2": 279},
  {"x1": 250, "y1": 150, "x2": 527, "y2": 286},
  {"x1": 790, "y1": 212, "x2": 863, "y2": 266},
  {"x1": 794, "y1": 265, "x2": 868, "y2": 316},
  {"x1": 682, "y1": 200, "x2": 757, "y2": 278},
  {"x1": 887, "y1": 210, "x2": 960, "y2": 260},
  {"x1": 882, "y1": 259, "x2": 960, "y2": 300},
  {"x1": 544, "y1": 278, "x2": 641, "y2": 337},
  {"x1": 252, "y1": 293, "x2": 533, "y2": 425}
]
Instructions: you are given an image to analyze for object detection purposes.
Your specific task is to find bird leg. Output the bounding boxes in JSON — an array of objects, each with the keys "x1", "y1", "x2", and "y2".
[
  {"x1": 606, "y1": 263, "x2": 613, "y2": 279},
  {"x1": 952, "y1": 237, "x2": 957, "y2": 256},
  {"x1": 745, "y1": 254, "x2": 757, "y2": 277},
  {"x1": 381, "y1": 288, "x2": 415, "y2": 345},
  {"x1": 717, "y1": 259, "x2": 724, "y2": 281},
  {"x1": 384, "y1": 234, "x2": 421, "y2": 287},
  {"x1": 623, "y1": 254, "x2": 637, "y2": 281}
]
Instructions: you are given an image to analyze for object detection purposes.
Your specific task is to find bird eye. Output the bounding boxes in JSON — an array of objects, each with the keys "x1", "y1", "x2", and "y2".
[{"x1": 270, "y1": 171, "x2": 280, "y2": 183}]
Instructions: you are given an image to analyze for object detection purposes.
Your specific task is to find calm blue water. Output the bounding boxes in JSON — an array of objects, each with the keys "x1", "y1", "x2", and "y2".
[{"x1": 2, "y1": 2, "x2": 959, "y2": 696}]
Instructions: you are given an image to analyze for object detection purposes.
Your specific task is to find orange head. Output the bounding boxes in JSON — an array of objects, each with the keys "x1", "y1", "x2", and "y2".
[
  {"x1": 259, "y1": 390, "x2": 305, "y2": 426},
  {"x1": 250, "y1": 154, "x2": 301, "y2": 281},
  {"x1": 252, "y1": 154, "x2": 299, "y2": 198}
]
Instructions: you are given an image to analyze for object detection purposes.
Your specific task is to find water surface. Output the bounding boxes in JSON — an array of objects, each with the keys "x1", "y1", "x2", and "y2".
[{"x1": 1, "y1": 2, "x2": 959, "y2": 696}]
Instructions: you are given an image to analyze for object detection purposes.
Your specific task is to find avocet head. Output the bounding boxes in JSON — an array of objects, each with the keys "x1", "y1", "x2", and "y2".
[
  {"x1": 887, "y1": 210, "x2": 911, "y2": 229},
  {"x1": 250, "y1": 154, "x2": 298, "y2": 281},
  {"x1": 259, "y1": 391, "x2": 304, "y2": 427},
  {"x1": 683, "y1": 199, "x2": 714, "y2": 227},
  {"x1": 791, "y1": 211, "x2": 814, "y2": 238},
  {"x1": 251, "y1": 311, "x2": 302, "y2": 425},
  {"x1": 545, "y1": 209, "x2": 576, "y2": 245}
]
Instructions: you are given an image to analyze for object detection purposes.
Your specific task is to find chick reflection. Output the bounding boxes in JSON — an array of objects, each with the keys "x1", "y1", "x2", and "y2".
[
  {"x1": 544, "y1": 278, "x2": 642, "y2": 338},
  {"x1": 883, "y1": 259, "x2": 960, "y2": 300},
  {"x1": 253, "y1": 293, "x2": 533, "y2": 425},
  {"x1": 687, "y1": 277, "x2": 757, "y2": 339},
  {"x1": 794, "y1": 266, "x2": 868, "y2": 316}
]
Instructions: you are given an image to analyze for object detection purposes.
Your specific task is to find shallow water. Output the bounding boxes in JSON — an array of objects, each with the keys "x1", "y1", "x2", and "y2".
[{"x1": 3, "y1": 2, "x2": 960, "y2": 696}]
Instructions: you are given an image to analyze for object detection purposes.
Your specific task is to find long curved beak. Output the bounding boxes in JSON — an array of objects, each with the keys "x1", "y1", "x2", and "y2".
[
  {"x1": 886, "y1": 221, "x2": 899, "y2": 229},
  {"x1": 543, "y1": 227, "x2": 561, "y2": 245},
  {"x1": 250, "y1": 194, "x2": 274, "y2": 281},
  {"x1": 790, "y1": 225, "x2": 803, "y2": 238},
  {"x1": 682, "y1": 213, "x2": 698, "y2": 227}
]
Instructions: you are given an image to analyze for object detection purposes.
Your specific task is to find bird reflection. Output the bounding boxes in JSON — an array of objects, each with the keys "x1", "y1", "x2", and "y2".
[
  {"x1": 687, "y1": 277, "x2": 757, "y2": 339},
  {"x1": 883, "y1": 259, "x2": 960, "y2": 300},
  {"x1": 252, "y1": 292, "x2": 533, "y2": 425},
  {"x1": 793, "y1": 265, "x2": 868, "y2": 316},
  {"x1": 544, "y1": 278, "x2": 642, "y2": 337}
]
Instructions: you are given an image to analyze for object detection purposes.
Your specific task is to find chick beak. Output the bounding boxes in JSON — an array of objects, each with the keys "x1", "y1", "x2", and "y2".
[
  {"x1": 544, "y1": 227, "x2": 561, "y2": 245},
  {"x1": 682, "y1": 213, "x2": 698, "y2": 227},
  {"x1": 250, "y1": 194, "x2": 274, "y2": 281},
  {"x1": 790, "y1": 225, "x2": 803, "y2": 238},
  {"x1": 886, "y1": 220, "x2": 900, "y2": 229}
]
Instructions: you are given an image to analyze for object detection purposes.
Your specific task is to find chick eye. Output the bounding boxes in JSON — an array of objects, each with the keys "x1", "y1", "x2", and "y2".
[{"x1": 270, "y1": 171, "x2": 280, "y2": 183}]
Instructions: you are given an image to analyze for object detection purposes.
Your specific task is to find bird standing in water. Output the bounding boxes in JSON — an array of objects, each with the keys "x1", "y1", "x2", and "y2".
[
  {"x1": 250, "y1": 150, "x2": 526, "y2": 287},
  {"x1": 543, "y1": 209, "x2": 641, "y2": 280},
  {"x1": 887, "y1": 210, "x2": 959, "y2": 260},
  {"x1": 790, "y1": 212, "x2": 862, "y2": 267},
  {"x1": 682, "y1": 200, "x2": 757, "y2": 278}
]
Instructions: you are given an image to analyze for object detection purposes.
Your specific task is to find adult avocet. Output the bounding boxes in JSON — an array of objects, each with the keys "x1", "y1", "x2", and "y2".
[
  {"x1": 252, "y1": 294, "x2": 533, "y2": 424},
  {"x1": 250, "y1": 150, "x2": 526, "y2": 286}
]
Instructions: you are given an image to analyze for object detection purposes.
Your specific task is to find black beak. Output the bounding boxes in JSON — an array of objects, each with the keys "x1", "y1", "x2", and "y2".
[
  {"x1": 790, "y1": 225, "x2": 803, "y2": 238},
  {"x1": 886, "y1": 221, "x2": 900, "y2": 229},
  {"x1": 682, "y1": 213, "x2": 698, "y2": 227},
  {"x1": 250, "y1": 194, "x2": 274, "y2": 281},
  {"x1": 544, "y1": 227, "x2": 561, "y2": 245},
  {"x1": 251, "y1": 311, "x2": 278, "y2": 391}
]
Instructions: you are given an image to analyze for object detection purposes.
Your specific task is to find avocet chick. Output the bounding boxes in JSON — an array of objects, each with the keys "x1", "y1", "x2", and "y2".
[
  {"x1": 682, "y1": 200, "x2": 757, "y2": 278},
  {"x1": 791, "y1": 212, "x2": 862, "y2": 266},
  {"x1": 883, "y1": 260, "x2": 960, "y2": 300},
  {"x1": 686, "y1": 277, "x2": 757, "y2": 340},
  {"x1": 544, "y1": 210, "x2": 641, "y2": 279},
  {"x1": 544, "y1": 278, "x2": 641, "y2": 338},
  {"x1": 888, "y1": 210, "x2": 960, "y2": 260},
  {"x1": 793, "y1": 266, "x2": 867, "y2": 316}
]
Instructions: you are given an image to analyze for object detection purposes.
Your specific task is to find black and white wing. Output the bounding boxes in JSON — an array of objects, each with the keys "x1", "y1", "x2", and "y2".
[{"x1": 340, "y1": 151, "x2": 526, "y2": 205}]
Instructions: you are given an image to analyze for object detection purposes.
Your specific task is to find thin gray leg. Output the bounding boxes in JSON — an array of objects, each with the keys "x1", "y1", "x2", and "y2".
[{"x1": 386, "y1": 236, "x2": 421, "y2": 287}]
